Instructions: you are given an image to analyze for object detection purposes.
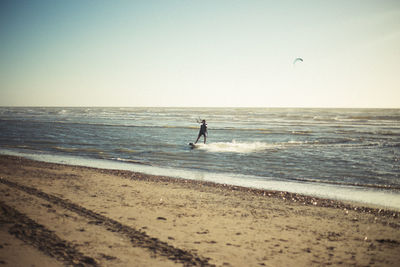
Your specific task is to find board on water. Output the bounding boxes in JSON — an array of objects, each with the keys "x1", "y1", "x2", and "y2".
[
  {"x1": 189, "y1": 142, "x2": 206, "y2": 149},
  {"x1": 189, "y1": 142, "x2": 198, "y2": 149}
]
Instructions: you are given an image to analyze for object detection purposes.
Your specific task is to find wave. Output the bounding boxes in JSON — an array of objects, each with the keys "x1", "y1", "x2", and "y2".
[
  {"x1": 195, "y1": 141, "x2": 279, "y2": 153},
  {"x1": 114, "y1": 148, "x2": 137, "y2": 154},
  {"x1": 52, "y1": 146, "x2": 107, "y2": 155},
  {"x1": 112, "y1": 157, "x2": 150, "y2": 165},
  {"x1": 0, "y1": 118, "x2": 312, "y2": 134},
  {"x1": 285, "y1": 176, "x2": 400, "y2": 190},
  {"x1": 344, "y1": 115, "x2": 400, "y2": 122},
  {"x1": 193, "y1": 138, "x2": 378, "y2": 154}
]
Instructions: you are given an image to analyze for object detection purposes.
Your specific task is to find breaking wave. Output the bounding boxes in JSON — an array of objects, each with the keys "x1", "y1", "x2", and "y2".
[{"x1": 195, "y1": 140, "x2": 277, "y2": 153}]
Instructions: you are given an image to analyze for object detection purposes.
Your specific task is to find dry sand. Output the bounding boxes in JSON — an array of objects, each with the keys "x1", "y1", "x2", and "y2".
[{"x1": 0, "y1": 155, "x2": 399, "y2": 266}]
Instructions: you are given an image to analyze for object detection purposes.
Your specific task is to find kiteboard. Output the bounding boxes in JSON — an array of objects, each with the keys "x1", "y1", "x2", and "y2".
[{"x1": 189, "y1": 142, "x2": 198, "y2": 149}]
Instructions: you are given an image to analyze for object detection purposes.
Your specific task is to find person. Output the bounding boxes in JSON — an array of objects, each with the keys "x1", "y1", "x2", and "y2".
[{"x1": 195, "y1": 119, "x2": 207, "y2": 144}]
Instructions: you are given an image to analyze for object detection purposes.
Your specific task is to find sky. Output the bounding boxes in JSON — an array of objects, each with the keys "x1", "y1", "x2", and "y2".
[{"x1": 1, "y1": 0, "x2": 399, "y2": 108}]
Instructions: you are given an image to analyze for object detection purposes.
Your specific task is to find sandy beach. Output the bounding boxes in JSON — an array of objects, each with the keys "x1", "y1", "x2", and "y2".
[{"x1": 0, "y1": 155, "x2": 399, "y2": 266}]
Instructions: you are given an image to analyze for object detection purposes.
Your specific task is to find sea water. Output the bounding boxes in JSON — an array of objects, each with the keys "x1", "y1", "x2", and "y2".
[{"x1": 0, "y1": 107, "x2": 399, "y2": 209}]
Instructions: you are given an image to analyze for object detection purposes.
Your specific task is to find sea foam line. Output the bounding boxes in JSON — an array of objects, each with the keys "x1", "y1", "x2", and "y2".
[{"x1": 1, "y1": 149, "x2": 400, "y2": 210}]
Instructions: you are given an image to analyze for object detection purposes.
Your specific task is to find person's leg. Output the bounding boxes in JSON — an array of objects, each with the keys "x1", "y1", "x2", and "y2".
[
  {"x1": 195, "y1": 134, "x2": 201, "y2": 144},
  {"x1": 203, "y1": 134, "x2": 206, "y2": 144}
]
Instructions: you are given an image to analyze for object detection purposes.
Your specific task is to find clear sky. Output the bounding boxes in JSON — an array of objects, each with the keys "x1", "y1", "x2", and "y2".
[{"x1": 1, "y1": 0, "x2": 399, "y2": 108}]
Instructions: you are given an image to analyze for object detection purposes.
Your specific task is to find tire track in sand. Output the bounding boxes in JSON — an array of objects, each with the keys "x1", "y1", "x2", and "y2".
[
  {"x1": 0, "y1": 200, "x2": 98, "y2": 266},
  {"x1": 0, "y1": 178, "x2": 213, "y2": 267}
]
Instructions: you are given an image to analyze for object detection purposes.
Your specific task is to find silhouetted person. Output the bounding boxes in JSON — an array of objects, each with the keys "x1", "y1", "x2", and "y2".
[{"x1": 195, "y1": 120, "x2": 207, "y2": 144}]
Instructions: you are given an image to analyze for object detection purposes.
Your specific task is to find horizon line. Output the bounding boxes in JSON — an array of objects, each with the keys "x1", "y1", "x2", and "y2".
[{"x1": 1, "y1": 105, "x2": 399, "y2": 109}]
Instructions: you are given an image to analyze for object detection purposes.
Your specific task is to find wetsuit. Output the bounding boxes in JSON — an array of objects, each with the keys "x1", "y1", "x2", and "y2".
[
  {"x1": 195, "y1": 122, "x2": 207, "y2": 144},
  {"x1": 199, "y1": 123, "x2": 207, "y2": 137}
]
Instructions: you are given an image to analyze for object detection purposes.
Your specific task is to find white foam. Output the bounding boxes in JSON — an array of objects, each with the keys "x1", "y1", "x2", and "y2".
[
  {"x1": 194, "y1": 140, "x2": 323, "y2": 153},
  {"x1": 196, "y1": 140, "x2": 276, "y2": 153}
]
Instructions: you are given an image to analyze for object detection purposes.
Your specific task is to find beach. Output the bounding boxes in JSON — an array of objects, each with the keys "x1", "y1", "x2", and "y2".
[
  {"x1": 2, "y1": 0, "x2": 400, "y2": 265},
  {"x1": 0, "y1": 155, "x2": 399, "y2": 266}
]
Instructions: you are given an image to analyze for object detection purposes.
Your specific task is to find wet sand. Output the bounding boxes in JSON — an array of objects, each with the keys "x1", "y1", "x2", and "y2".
[{"x1": 1, "y1": 155, "x2": 400, "y2": 266}]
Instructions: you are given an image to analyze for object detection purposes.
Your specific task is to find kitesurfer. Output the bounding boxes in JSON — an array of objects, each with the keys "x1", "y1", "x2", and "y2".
[{"x1": 195, "y1": 120, "x2": 207, "y2": 144}]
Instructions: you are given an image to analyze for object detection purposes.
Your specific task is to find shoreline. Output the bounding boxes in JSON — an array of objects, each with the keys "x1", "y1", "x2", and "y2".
[
  {"x1": 2, "y1": 149, "x2": 400, "y2": 211},
  {"x1": 2, "y1": 153, "x2": 400, "y2": 215},
  {"x1": 1, "y1": 154, "x2": 400, "y2": 266}
]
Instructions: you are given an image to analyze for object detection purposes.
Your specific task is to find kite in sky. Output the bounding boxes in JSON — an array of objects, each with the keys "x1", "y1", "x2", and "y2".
[{"x1": 293, "y1": 57, "x2": 303, "y2": 65}]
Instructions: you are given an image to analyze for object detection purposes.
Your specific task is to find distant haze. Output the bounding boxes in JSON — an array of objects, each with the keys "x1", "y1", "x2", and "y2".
[{"x1": 1, "y1": 0, "x2": 399, "y2": 108}]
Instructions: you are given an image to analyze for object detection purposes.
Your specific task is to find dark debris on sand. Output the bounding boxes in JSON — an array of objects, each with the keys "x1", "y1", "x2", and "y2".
[
  {"x1": 96, "y1": 167, "x2": 400, "y2": 223},
  {"x1": 2, "y1": 155, "x2": 400, "y2": 221}
]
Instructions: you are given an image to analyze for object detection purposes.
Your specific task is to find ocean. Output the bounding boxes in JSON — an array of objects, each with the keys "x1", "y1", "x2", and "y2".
[{"x1": 1, "y1": 107, "x2": 399, "y2": 209}]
